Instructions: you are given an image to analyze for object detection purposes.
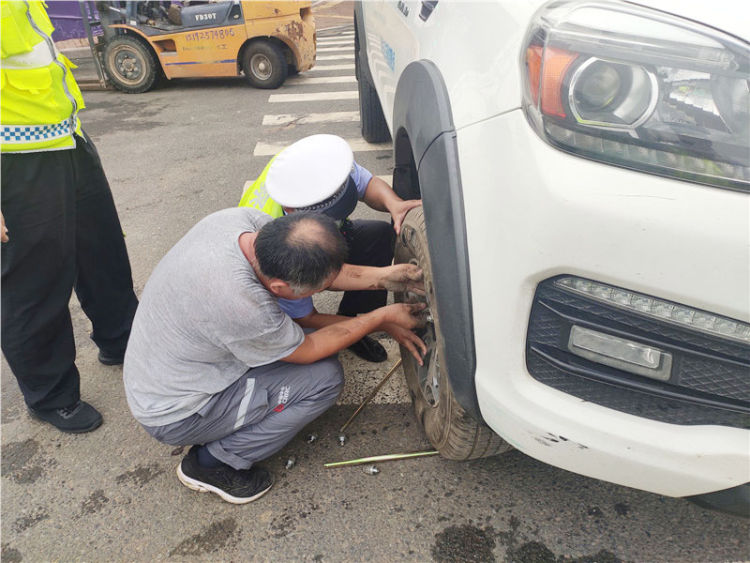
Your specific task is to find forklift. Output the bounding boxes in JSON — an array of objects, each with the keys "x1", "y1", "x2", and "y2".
[{"x1": 80, "y1": 1, "x2": 316, "y2": 93}]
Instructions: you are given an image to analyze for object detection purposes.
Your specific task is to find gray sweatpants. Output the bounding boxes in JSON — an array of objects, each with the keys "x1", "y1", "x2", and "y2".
[{"x1": 141, "y1": 356, "x2": 344, "y2": 470}]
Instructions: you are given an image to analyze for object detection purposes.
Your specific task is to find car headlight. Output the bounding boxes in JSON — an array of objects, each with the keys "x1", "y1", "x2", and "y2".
[{"x1": 521, "y1": 0, "x2": 750, "y2": 191}]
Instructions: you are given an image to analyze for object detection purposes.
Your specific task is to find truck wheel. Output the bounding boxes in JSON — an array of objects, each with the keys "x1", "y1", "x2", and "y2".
[
  {"x1": 395, "y1": 207, "x2": 512, "y2": 460},
  {"x1": 357, "y1": 68, "x2": 391, "y2": 143},
  {"x1": 104, "y1": 36, "x2": 158, "y2": 94},
  {"x1": 242, "y1": 41, "x2": 287, "y2": 89}
]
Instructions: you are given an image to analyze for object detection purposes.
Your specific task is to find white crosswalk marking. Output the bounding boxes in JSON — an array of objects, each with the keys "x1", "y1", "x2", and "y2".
[
  {"x1": 317, "y1": 46, "x2": 353, "y2": 53},
  {"x1": 287, "y1": 75, "x2": 356, "y2": 84},
  {"x1": 254, "y1": 138, "x2": 390, "y2": 156},
  {"x1": 262, "y1": 111, "x2": 359, "y2": 126},
  {"x1": 316, "y1": 40, "x2": 353, "y2": 46},
  {"x1": 269, "y1": 91, "x2": 358, "y2": 103},
  {"x1": 317, "y1": 54, "x2": 354, "y2": 61},
  {"x1": 307, "y1": 63, "x2": 355, "y2": 72}
]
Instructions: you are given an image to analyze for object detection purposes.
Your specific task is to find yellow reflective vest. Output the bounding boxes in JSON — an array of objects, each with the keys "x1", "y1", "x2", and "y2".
[
  {"x1": 1, "y1": 0, "x2": 85, "y2": 153},
  {"x1": 238, "y1": 156, "x2": 284, "y2": 218}
]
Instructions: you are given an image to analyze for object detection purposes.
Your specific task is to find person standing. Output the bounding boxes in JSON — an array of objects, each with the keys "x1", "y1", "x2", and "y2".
[
  {"x1": 1, "y1": 1, "x2": 138, "y2": 433},
  {"x1": 239, "y1": 134, "x2": 422, "y2": 363}
]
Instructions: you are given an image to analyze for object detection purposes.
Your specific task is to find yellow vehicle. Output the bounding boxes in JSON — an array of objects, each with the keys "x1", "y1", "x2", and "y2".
[{"x1": 91, "y1": 1, "x2": 316, "y2": 93}]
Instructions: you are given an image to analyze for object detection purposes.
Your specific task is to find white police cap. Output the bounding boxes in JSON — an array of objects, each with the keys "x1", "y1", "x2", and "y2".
[{"x1": 266, "y1": 134, "x2": 355, "y2": 215}]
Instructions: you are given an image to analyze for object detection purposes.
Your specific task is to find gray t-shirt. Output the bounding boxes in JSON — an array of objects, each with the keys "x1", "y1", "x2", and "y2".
[{"x1": 124, "y1": 207, "x2": 304, "y2": 426}]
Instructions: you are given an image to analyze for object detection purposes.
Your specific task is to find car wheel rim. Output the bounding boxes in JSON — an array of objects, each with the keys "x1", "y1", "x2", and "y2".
[
  {"x1": 405, "y1": 256, "x2": 440, "y2": 408},
  {"x1": 250, "y1": 54, "x2": 273, "y2": 81}
]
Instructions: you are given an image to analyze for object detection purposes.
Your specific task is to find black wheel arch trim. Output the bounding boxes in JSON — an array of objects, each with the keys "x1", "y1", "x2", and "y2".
[
  {"x1": 392, "y1": 59, "x2": 484, "y2": 423},
  {"x1": 354, "y1": 2, "x2": 372, "y2": 85}
]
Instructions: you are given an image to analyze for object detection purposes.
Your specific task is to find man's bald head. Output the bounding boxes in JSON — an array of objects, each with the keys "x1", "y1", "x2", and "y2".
[{"x1": 255, "y1": 212, "x2": 348, "y2": 295}]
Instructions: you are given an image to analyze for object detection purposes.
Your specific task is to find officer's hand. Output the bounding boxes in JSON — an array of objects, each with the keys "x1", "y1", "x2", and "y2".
[
  {"x1": 391, "y1": 200, "x2": 422, "y2": 235},
  {"x1": 379, "y1": 264, "x2": 424, "y2": 295},
  {"x1": 1, "y1": 211, "x2": 8, "y2": 243}
]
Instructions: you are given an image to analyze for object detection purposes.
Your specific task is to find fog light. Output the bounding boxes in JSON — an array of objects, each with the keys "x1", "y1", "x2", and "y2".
[{"x1": 568, "y1": 325, "x2": 672, "y2": 381}]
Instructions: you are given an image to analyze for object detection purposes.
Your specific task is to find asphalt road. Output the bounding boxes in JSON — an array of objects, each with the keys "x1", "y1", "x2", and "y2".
[{"x1": 2, "y1": 9, "x2": 749, "y2": 563}]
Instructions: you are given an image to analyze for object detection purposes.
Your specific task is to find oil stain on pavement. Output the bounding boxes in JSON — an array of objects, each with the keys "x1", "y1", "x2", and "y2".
[
  {"x1": 432, "y1": 523, "x2": 497, "y2": 562},
  {"x1": 431, "y1": 516, "x2": 627, "y2": 562},
  {"x1": 1, "y1": 439, "x2": 56, "y2": 484},
  {"x1": 115, "y1": 463, "x2": 165, "y2": 487},
  {"x1": 1, "y1": 543, "x2": 22, "y2": 563},
  {"x1": 169, "y1": 518, "x2": 239, "y2": 557},
  {"x1": 79, "y1": 489, "x2": 109, "y2": 517},
  {"x1": 12, "y1": 507, "x2": 49, "y2": 533}
]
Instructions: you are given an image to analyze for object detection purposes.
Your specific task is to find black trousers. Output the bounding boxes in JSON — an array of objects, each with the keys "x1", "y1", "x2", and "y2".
[
  {"x1": 338, "y1": 218, "x2": 395, "y2": 317},
  {"x1": 1, "y1": 133, "x2": 138, "y2": 410}
]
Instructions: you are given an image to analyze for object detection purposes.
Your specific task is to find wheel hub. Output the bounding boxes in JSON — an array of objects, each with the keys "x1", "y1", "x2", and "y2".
[
  {"x1": 416, "y1": 321, "x2": 440, "y2": 406},
  {"x1": 404, "y1": 255, "x2": 440, "y2": 408},
  {"x1": 115, "y1": 52, "x2": 141, "y2": 80},
  {"x1": 250, "y1": 54, "x2": 273, "y2": 80}
]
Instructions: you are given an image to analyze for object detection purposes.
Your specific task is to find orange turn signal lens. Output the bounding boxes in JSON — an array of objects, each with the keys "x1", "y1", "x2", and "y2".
[{"x1": 526, "y1": 45, "x2": 578, "y2": 118}]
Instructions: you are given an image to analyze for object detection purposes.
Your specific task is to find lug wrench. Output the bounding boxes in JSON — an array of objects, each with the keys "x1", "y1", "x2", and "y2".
[{"x1": 339, "y1": 358, "x2": 403, "y2": 434}]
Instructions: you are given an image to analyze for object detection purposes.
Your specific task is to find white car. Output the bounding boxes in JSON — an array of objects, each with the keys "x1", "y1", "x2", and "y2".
[{"x1": 355, "y1": 0, "x2": 749, "y2": 515}]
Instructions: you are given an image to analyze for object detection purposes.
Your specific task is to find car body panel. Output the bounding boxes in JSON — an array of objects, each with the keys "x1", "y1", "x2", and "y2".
[{"x1": 360, "y1": 0, "x2": 750, "y2": 498}]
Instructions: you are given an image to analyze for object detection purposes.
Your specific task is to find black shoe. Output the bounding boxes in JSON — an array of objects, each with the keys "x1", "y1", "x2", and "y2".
[
  {"x1": 98, "y1": 349, "x2": 125, "y2": 366},
  {"x1": 176, "y1": 446, "x2": 273, "y2": 504},
  {"x1": 348, "y1": 335, "x2": 387, "y2": 363},
  {"x1": 28, "y1": 400, "x2": 102, "y2": 433}
]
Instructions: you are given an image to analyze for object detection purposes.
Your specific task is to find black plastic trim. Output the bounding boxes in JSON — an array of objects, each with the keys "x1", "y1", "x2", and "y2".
[
  {"x1": 353, "y1": 3, "x2": 373, "y2": 86},
  {"x1": 391, "y1": 60, "x2": 482, "y2": 422}
]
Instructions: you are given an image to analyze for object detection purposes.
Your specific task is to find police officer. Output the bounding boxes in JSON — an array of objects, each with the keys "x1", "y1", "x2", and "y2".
[
  {"x1": 239, "y1": 134, "x2": 422, "y2": 362},
  {"x1": 1, "y1": 1, "x2": 138, "y2": 433}
]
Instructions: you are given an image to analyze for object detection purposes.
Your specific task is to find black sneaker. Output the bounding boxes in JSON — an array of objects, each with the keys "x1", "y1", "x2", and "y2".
[
  {"x1": 28, "y1": 400, "x2": 102, "y2": 433},
  {"x1": 348, "y1": 335, "x2": 387, "y2": 363},
  {"x1": 98, "y1": 349, "x2": 125, "y2": 366},
  {"x1": 176, "y1": 446, "x2": 273, "y2": 504}
]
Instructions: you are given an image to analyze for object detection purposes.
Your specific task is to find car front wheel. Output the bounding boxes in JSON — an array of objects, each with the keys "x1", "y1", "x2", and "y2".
[{"x1": 395, "y1": 207, "x2": 511, "y2": 460}]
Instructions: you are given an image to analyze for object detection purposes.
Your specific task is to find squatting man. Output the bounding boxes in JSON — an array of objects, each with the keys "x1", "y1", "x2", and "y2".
[{"x1": 124, "y1": 210, "x2": 426, "y2": 504}]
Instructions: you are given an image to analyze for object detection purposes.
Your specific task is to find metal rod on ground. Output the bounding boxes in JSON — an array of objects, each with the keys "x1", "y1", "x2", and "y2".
[
  {"x1": 324, "y1": 450, "x2": 439, "y2": 468},
  {"x1": 339, "y1": 358, "x2": 403, "y2": 433}
]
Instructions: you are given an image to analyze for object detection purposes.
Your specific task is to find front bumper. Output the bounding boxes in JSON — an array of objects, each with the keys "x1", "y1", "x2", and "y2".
[{"x1": 457, "y1": 109, "x2": 750, "y2": 498}]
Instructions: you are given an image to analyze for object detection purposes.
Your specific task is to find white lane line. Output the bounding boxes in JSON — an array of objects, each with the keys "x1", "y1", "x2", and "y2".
[
  {"x1": 376, "y1": 175, "x2": 393, "y2": 184},
  {"x1": 262, "y1": 111, "x2": 359, "y2": 126},
  {"x1": 307, "y1": 63, "x2": 354, "y2": 72},
  {"x1": 317, "y1": 54, "x2": 354, "y2": 61},
  {"x1": 317, "y1": 46, "x2": 353, "y2": 53},
  {"x1": 269, "y1": 91, "x2": 357, "y2": 103},
  {"x1": 255, "y1": 138, "x2": 390, "y2": 156},
  {"x1": 287, "y1": 75, "x2": 356, "y2": 84}
]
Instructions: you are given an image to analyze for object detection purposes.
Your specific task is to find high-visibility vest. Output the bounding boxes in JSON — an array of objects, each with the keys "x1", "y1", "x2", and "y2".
[
  {"x1": 238, "y1": 155, "x2": 284, "y2": 218},
  {"x1": 1, "y1": 0, "x2": 85, "y2": 153}
]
